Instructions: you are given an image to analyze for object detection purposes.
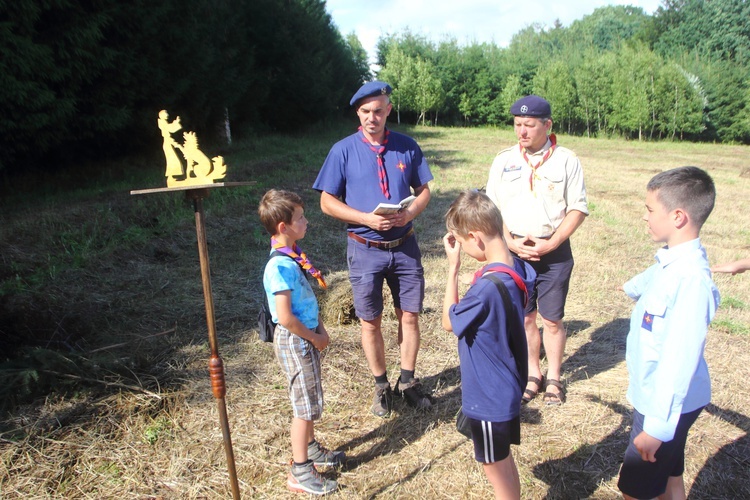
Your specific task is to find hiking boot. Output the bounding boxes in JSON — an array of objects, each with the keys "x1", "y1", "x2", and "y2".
[
  {"x1": 307, "y1": 439, "x2": 346, "y2": 468},
  {"x1": 371, "y1": 382, "x2": 393, "y2": 417},
  {"x1": 288, "y1": 460, "x2": 338, "y2": 495},
  {"x1": 394, "y1": 377, "x2": 432, "y2": 409}
]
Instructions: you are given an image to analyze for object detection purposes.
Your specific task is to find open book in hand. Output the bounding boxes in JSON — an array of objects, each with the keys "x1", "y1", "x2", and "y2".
[{"x1": 373, "y1": 195, "x2": 416, "y2": 215}]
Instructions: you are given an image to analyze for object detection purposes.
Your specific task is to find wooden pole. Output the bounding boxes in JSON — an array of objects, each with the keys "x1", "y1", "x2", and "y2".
[{"x1": 188, "y1": 188, "x2": 241, "y2": 499}]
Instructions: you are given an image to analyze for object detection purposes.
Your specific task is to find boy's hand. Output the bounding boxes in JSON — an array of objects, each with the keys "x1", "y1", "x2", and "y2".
[
  {"x1": 443, "y1": 232, "x2": 461, "y2": 269},
  {"x1": 310, "y1": 327, "x2": 330, "y2": 351},
  {"x1": 634, "y1": 431, "x2": 662, "y2": 462}
]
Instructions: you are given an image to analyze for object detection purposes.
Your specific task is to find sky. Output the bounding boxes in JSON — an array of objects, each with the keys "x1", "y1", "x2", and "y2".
[{"x1": 326, "y1": 0, "x2": 663, "y2": 66}]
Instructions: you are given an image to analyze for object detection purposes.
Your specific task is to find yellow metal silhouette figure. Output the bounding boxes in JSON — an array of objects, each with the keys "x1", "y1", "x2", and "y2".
[
  {"x1": 158, "y1": 110, "x2": 184, "y2": 179},
  {"x1": 159, "y1": 110, "x2": 227, "y2": 187}
]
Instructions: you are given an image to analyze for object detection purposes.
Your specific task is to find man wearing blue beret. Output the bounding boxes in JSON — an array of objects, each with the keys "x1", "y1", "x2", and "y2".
[
  {"x1": 486, "y1": 95, "x2": 589, "y2": 406},
  {"x1": 313, "y1": 81, "x2": 434, "y2": 417}
]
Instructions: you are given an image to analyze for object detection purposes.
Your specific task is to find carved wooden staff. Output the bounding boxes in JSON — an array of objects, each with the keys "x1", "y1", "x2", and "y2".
[
  {"x1": 131, "y1": 183, "x2": 251, "y2": 499},
  {"x1": 188, "y1": 187, "x2": 240, "y2": 499}
]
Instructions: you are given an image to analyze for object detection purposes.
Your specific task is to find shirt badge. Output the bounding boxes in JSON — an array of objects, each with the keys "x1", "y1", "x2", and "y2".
[
  {"x1": 503, "y1": 164, "x2": 522, "y2": 172},
  {"x1": 641, "y1": 312, "x2": 654, "y2": 331},
  {"x1": 397, "y1": 161, "x2": 406, "y2": 172}
]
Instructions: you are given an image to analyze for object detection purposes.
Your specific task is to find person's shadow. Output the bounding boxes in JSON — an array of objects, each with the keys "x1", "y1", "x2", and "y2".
[
  {"x1": 561, "y1": 318, "x2": 628, "y2": 384},
  {"x1": 689, "y1": 403, "x2": 750, "y2": 499},
  {"x1": 330, "y1": 364, "x2": 542, "y2": 495},
  {"x1": 532, "y1": 395, "x2": 631, "y2": 499}
]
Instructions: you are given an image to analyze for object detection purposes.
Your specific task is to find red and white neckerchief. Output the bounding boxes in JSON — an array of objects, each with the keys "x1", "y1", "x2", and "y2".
[
  {"x1": 359, "y1": 126, "x2": 391, "y2": 199},
  {"x1": 520, "y1": 133, "x2": 556, "y2": 194},
  {"x1": 271, "y1": 238, "x2": 327, "y2": 289}
]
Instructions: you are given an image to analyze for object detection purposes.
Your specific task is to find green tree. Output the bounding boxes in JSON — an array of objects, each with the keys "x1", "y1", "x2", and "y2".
[
  {"x1": 533, "y1": 60, "x2": 578, "y2": 134},
  {"x1": 499, "y1": 74, "x2": 523, "y2": 125},
  {"x1": 653, "y1": 63, "x2": 705, "y2": 139},
  {"x1": 609, "y1": 43, "x2": 659, "y2": 140},
  {"x1": 346, "y1": 33, "x2": 372, "y2": 84},
  {"x1": 411, "y1": 57, "x2": 445, "y2": 125},
  {"x1": 574, "y1": 50, "x2": 615, "y2": 136}
]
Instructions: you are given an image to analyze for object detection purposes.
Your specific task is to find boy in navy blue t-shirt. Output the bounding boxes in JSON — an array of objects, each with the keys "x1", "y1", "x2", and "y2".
[{"x1": 442, "y1": 190, "x2": 536, "y2": 499}]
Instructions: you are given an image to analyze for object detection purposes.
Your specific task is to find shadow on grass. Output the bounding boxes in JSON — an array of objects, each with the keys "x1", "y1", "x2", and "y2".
[
  {"x1": 532, "y1": 395, "x2": 631, "y2": 499},
  {"x1": 331, "y1": 364, "x2": 543, "y2": 495},
  {"x1": 562, "y1": 317, "x2": 628, "y2": 384},
  {"x1": 691, "y1": 404, "x2": 750, "y2": 499}
]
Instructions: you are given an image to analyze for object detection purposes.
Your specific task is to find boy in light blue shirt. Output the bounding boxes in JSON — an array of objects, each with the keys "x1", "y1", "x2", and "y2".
[
  {"x1": 617, "y1": 167, "x2": 720, "y2": 500},
  {"x1": 259, "y1": 189, "x2": 344, "y2": 495}
]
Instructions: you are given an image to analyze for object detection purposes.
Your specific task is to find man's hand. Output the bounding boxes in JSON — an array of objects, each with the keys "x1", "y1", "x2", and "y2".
[
  {"x1": 363, "y1": 212, "x2": 401, "y2": 231},
  {"x1": 634, "y1": 431, "x2": 662, "y2": 462}
]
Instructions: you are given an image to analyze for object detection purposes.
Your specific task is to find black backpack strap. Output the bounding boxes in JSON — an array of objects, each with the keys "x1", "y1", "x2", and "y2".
[
  {"x1": 483, "y1": 273, "x2": 513, "y2": 316},
  {"x1": 483, "y1": 272, "x2": 528, "y2": 388}
]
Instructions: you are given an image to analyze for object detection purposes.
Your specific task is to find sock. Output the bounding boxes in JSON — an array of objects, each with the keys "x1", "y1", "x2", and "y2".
[
  {"x1": 400, "y1": 369, "x2": 415, "y2": 384},
  {"x1": 374, "y1": 373, "x2": 388, "y2": 385},
  {"x1": 293, "y1": 459, "x2": 312, "y2": 467}
]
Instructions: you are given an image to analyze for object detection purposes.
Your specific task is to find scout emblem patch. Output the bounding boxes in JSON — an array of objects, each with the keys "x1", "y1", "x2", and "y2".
[{"x1": 641, "y1": 311, "x2": 654, "y2": 331}]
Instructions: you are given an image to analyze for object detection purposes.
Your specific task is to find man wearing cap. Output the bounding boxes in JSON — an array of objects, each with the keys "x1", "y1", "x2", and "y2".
[
  {"x1": 486, "y1": 95, "x2": 588, "y2": 406},
  {"x1": 313, "y1": 81, "x2": 434, "y2": 417}
]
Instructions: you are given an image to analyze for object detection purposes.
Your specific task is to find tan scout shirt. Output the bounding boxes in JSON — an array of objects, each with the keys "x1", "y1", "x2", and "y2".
[{"x1": 486, "y1": 138, "x2": 588, "y2": 238}]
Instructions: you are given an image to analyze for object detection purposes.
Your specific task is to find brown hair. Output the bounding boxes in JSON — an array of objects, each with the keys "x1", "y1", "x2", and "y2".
[
  {"x1": 258, "y1": 189, "x2": 304, "y2": 235},
  {"x1": 445, "y1": 189, "x2": 504, "y2": 238},
  {"x1": 647, "y1": 166, "x2": 715, "y2": 227}
]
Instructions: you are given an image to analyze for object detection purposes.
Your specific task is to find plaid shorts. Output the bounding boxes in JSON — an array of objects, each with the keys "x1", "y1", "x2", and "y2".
[{"x1": 273, "y1": 325, "x2": 323, "y2": 420}]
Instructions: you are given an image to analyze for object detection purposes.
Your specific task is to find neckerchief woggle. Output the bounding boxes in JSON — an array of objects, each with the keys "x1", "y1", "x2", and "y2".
[
  {"x1": 271, "y1": 238, "x2": 327, "y2": 289},
  {"x1": 359, "y1": 126, "x2": 391, "y2": 199},
  {"x1": 520, "y1": 133, "x2": 556, "y2": 194},
  {"x1": 471, "y1": 263, "x2": 528, "y2": 307}
]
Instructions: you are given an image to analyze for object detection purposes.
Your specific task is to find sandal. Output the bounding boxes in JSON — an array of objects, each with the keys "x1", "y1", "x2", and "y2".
[
  {"x1": 543, "y1": 379, "x2": 566, "y2": 405},
  {"x1": 521, "y1": 375, "x2": 544, "y2": 405}
]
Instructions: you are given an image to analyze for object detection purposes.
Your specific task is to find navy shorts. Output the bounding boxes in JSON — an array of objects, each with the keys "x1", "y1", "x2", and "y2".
[
  {"x1": 617, "y1": 406, "x2": 704, "y2": 499},
  {"x1": 347, "y1": 234, "x2": 425, "y2": 321},
  {"x1": 467, "y1": 415, "x2": 521, "y2": 463},
  {"x1": 524, "y1": 239, "x2": 574, "y2": 321}
]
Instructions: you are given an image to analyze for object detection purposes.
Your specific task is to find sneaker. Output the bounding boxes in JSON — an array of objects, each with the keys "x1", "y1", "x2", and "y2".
[
  {"x1": 394, "y1": 377, "x2": 432, "y2": 409},
  {"x1": 307, "y1": 439, "x2": 345, "y2": 468},
  {"x1": 371, "y1": 382, "x2": 393, "y2": 417},
  {"x1": 288, "y1": 461, "x2": 338, "y2": 495}
]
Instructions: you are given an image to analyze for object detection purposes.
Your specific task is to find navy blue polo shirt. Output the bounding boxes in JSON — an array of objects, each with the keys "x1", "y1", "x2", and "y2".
[
  {"x1": 449, "y1": 260, "x2": 536, "y2": 422},
  {"x1": 313, "y1": 129, "x2": 433, "y2": 241}
]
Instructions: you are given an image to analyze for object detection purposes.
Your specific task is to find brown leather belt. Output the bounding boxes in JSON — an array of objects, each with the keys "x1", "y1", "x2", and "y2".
[{"x1": 347, "y1": 228, "x2": 414, "y2": 249}]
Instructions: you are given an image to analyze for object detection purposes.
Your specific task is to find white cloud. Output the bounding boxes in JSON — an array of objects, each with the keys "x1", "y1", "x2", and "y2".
[{"x1": 326, "y1": 0, "x2": 662, "y2": 64}]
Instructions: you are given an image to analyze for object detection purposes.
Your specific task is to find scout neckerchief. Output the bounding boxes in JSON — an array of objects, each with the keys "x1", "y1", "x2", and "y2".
[
  {"x1": 271, "y1": 238, "x2": 327, "y2": 289},
  {"x1": 359, "y1": 126, "x2": 391, "y2": 199},
  {"x1": 471, "y1": 263, "x2": 528, "y2": 307},
  {"x1": 520, "y1": 133, "x2": 556, "y2": 194}
]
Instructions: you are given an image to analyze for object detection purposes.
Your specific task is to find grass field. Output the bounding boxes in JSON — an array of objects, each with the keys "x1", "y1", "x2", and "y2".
[{"x1": 1, "y1": 122, "x2": 749, "y2": 499}]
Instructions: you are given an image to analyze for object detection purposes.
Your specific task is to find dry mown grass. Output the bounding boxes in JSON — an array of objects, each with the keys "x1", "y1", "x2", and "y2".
[{"x1": 1, "y1": 125, "x2": 749, "y2": 499}]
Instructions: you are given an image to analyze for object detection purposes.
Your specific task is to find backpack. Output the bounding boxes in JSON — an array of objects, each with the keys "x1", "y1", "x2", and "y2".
[
  {"x1": 257, "y1": 250, "x2": 301, "y2": 343},
  {"x1": 257, "y1": 298, "x2": 275, "y2": 343}
]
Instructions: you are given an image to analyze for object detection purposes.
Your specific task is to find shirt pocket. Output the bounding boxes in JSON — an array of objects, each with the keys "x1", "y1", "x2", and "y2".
[
  {"x1": 499, "y1": 169, "x2": 525, "y2": 199},
  {"x1": 640, "y1": 297, "x2": 668, "y2": 367},
  {"x1": 539, "y1": 170, "x2": 565, "y2": 202}
]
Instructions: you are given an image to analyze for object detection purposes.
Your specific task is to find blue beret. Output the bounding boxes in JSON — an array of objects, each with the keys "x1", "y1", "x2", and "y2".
[
  {"x1": 350, "y1": 81, "x2": 392, "y2": 107},
  {"x1": 510, "y1": 95, "x2": 551, "y2": 117}
]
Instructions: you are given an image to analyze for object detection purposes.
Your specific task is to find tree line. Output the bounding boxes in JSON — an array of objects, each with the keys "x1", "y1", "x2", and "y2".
[
  {"x1": 0, "y1": 0, "x2": 370, "y2": 174},
  {"x1": 376, "y1": 1, "x2": 750, "y2": 143},
  {"x1": 2, "y1": 0, "x2": 749, "y2": 175}
]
